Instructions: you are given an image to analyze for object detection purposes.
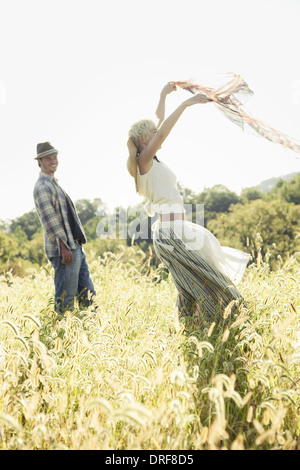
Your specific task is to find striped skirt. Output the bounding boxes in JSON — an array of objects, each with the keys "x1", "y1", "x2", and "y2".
[{"x1": 153, "y1": 228, "x2": 244, "y2": 321}]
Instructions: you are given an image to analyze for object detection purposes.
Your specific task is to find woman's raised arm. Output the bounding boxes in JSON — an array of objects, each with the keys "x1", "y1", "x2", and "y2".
[
  {"x1": 155, "y1": 82, "x2": 177, "y2": 128},
  {"x1": 138, "y1": 92, "x2": 210, "y2": 174}
]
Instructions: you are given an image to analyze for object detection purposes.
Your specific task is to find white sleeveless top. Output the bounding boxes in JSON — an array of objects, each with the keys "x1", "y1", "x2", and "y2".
[
  {"x1": 136, "y1": 158, "x2": 185, "y2": 217},
  {"x1": 136, "y1": 156, "x2": 250, "y2": 285}
]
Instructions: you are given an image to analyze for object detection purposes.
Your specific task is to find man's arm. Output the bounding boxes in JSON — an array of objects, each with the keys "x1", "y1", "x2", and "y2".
[{"x1": 34, "y1": 183, "x2": 73, "y2": 264}]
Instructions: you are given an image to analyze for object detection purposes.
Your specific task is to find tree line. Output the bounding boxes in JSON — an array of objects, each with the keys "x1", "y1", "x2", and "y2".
[{"x1": 0, "y1": 174, "x2": 299, "y2": 276}]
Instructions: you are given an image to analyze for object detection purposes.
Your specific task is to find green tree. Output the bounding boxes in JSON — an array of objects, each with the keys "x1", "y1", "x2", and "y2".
[
  {"x1": 0, "y1": 231, "x2": 18, "y2": 262},
  {"x1": 240, "y1": 186, "x2": 264, "y2": 203},
  {"x1": 75, "y1": 198, "x2": 106, "y2": 226},
  {"x1": 207, "y1": 199, "x2": 300, "y2": 268},
  {"x1": 10, "y1": 210, "x2": 40, "y2": 240},
  {"x1": 193, "y1": 184, "x2": 240, "y2": 225},
  {"x1": 268, "y1": 174, "x2": 300, "y2": 205},
  {"x1": 0, "y1": 219, "x2": 11, "y2": 232},
  {"x1": 26, "y1": 231, "x2": 47, "y2": 265},
  {"x1": 195, "y1": 185, "x2": 239, "y2": 212}
]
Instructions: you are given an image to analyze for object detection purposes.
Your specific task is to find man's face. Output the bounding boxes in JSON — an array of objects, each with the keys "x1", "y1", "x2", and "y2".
[{"x1": 39, "y1": 154, "x2": 58, "y2": 176}]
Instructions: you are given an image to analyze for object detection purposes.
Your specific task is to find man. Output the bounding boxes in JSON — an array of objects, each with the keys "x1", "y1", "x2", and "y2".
[{"x1": 33, "y1": 141, "x2": 96, "y2": 314}]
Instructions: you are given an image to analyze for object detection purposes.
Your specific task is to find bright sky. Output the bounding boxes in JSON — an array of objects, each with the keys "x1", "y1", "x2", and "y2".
[{"x1": 0, "y1": 0, "x2": 300, "y2": 221}]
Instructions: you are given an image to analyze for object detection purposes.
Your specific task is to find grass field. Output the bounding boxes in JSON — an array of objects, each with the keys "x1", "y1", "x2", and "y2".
[{"x1": 0, "y1": 247, "x2": 299, "y2": 450}]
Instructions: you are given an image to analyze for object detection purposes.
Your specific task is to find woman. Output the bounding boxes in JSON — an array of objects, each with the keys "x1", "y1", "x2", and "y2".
[{"x1": 127, "y1": 83, "x2": 250, "y2": 321}]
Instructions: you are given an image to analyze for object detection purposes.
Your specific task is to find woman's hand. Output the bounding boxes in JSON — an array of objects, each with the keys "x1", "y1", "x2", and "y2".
[
  {"x1": 184, "y1": 92, "x2": 211, "y2": 106},
  {"x1": 156, "y1": 82, "x2": 177, "y2": 127},
  {"x1": 161, "y1": 82, "x2": 177, "y2": 96}
]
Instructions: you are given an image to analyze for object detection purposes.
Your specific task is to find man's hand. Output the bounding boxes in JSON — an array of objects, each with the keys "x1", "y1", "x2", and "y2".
[{"x1": 59, "y1": 240, "x2": 73, "y2": 264}]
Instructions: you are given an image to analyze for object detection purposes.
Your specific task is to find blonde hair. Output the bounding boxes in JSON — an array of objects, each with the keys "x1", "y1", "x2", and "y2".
[
  {"x1": 128, "y1": 119, "x2": 156, "y2": 150},
  {"x1": 127, "y1": 119, "x2": 156, "y2": 193}
]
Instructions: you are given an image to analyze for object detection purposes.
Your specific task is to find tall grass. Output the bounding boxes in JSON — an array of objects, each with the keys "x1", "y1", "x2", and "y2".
[{"x1": 0, "y1": 247, "x2": 299, "y2": 450}]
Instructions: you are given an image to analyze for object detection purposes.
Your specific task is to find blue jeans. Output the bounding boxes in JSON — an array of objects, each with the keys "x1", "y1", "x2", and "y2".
[{"x1": 50, "y1": 243, "x2": 96, "y2": 313}]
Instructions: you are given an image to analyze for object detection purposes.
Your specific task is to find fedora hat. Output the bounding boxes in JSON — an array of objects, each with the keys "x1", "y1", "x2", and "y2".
[
  {"x1": 35, "y1": 142, "x2": 58, "y2": 160},
  {"x1": 126, "y1": 138, "x2": 138, "y2": 192}
]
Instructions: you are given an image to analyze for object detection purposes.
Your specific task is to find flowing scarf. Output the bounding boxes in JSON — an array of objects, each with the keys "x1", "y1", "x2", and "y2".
[{"x1": 173, "y1": 73, "x2": 300, "y2": 158}]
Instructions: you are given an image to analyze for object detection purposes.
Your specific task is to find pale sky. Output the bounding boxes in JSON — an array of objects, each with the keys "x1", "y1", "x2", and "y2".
[{"x1": 0, "y1": 0, "x2": 300, "y2": 221}]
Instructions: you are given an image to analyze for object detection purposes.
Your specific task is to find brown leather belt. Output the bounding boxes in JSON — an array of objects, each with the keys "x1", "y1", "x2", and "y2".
[{"x1": 159, "y1": 213, "x2": 185, "y2": 222}]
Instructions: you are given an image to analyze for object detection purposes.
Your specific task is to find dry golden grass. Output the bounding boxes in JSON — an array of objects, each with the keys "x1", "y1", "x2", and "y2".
[{"x1": 0, "y1": 247, "x2": 299, "y2": 450}]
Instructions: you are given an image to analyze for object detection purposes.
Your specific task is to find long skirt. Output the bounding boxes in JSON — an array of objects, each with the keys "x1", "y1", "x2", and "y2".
[{"x1": 153, "y1": 224, "x2": 248, "y2": 321}]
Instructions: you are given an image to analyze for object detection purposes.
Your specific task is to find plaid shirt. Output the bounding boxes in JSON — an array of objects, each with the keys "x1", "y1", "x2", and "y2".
[{"x1": 33, "y1": 172, "x2": 87, "y2": 259}]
